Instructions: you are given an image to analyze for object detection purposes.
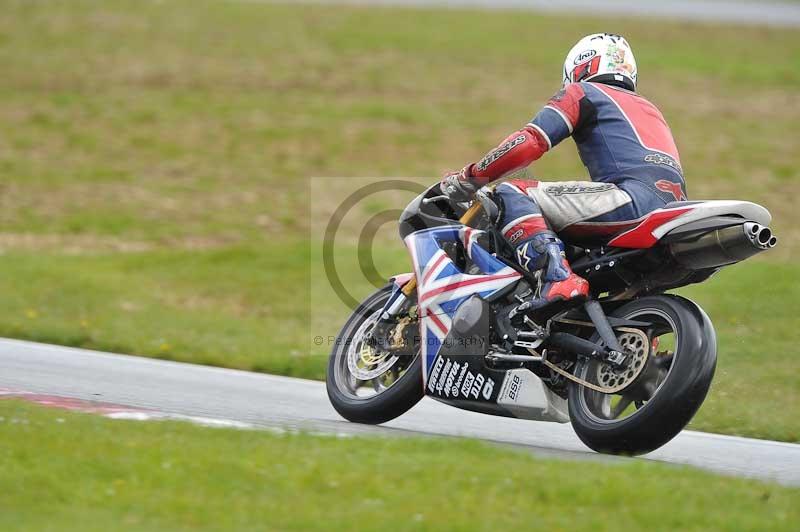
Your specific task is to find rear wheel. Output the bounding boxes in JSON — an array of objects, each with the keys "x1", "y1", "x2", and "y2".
[
  {"x1": 326, "y1": 285, "x2": 423, "y2": 424},
  {"x1": 568, "y1": 295, "x2": 717, "y2": 455}
]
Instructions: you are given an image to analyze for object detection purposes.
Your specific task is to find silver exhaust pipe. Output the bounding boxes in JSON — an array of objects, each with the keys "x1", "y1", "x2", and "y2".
[
  {"x1": 743, "y1": 222, "x2": 773, "y2": 250},
  {"x1": 670, "y1": 221, "x2": 778, "y2": 269}
]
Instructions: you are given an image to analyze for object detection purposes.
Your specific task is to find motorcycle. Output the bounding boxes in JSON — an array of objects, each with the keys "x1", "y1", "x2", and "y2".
[{"x1": 325, "y1": 183, "x2": 777, "y2": 455}]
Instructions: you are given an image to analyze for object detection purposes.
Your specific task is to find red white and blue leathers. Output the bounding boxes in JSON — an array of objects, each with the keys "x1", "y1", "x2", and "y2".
[
  {"x1": 453, "y1": 81, "x2": 686, "y2": 307},
  {"x1": 466, "y1": 81, "x2": 686, "y2": 237}
]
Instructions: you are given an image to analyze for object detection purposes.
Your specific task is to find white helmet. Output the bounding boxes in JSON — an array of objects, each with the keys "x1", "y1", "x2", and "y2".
[{"x1": 563, "y1": 33, "x2": 637, "y2": 91}]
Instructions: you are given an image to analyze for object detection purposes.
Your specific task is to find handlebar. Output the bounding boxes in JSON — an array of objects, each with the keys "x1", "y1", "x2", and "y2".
[{"x1": 423, "y1": 188, "x2": 497, "y2": 217}]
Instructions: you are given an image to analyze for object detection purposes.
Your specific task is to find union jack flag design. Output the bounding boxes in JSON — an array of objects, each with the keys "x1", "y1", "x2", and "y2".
[{"x1": 404, "y1": 226, "x2": 522, "y2": 384}]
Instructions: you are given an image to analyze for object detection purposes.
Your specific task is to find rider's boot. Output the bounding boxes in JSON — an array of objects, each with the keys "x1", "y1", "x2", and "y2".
[{"x1": 513, "y1": 231, "x2": 589, "y2": 312}]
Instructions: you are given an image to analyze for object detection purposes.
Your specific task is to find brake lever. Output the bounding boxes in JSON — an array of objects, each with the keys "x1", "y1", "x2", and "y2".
[{"x1": 422, "y1": 195, "x2": 450, "y2": 205}]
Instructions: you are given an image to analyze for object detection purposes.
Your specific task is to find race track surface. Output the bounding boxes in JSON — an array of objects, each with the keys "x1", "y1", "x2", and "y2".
[
  {"x1": 1, "y1": 338, "x2": 798, "y2": 486},
  {"x1": 308, "y1": 0, "x2": 800, "y2": 27}
]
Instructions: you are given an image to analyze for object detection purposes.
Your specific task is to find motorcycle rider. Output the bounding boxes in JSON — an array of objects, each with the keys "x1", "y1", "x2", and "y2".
[{"x1": 441, "y1": 33, "x2": 687, "y2": 310}]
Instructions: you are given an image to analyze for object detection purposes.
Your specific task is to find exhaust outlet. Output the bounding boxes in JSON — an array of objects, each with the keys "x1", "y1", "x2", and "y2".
[
  {"x1": 747, "y1": 223, "x2": 773, "y2": 250},
  {"x1": 670, "y1": 221, "x2": 777, "y2": 269}
]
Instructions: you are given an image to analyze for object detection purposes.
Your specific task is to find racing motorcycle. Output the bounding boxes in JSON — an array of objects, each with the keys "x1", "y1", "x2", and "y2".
[{"x1": 326, "y1": 183, "x2": 777, "y2": 455}]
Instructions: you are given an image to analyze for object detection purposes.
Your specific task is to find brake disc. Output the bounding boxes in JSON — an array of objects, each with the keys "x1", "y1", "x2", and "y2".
[
  {"x1": 542, "y1": 326, "x2": 650, "y2": 394},
  {"x1": 346, "y1": 310, "x2": 400, "y2": 381},
  {"x1": 596, "y1": 331, "x2": 649, "y2": 390}
]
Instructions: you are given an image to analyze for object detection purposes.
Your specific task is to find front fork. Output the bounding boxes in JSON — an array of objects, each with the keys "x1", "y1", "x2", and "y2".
[{"x1": 366, "y1": 279, "x2": 414, "y2": 350}]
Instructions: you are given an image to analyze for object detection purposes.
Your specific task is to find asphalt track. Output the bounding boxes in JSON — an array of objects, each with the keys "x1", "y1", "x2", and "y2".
[
  {"x1": 307, "y1": 0, "x2": 800, "y2": 27},
  {"x1": 1, "y1": 338, "x2": 799, "y2": 486}
]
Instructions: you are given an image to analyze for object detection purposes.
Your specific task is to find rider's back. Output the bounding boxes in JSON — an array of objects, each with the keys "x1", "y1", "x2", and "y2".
[{"x1": 534, "y1": 81, "x2": 686, "y2": 201}]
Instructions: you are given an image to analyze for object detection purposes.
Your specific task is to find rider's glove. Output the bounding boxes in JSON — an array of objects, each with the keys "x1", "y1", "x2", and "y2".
[{"x1": 440, "y1": 166, "x2": 477, "y2": 202}]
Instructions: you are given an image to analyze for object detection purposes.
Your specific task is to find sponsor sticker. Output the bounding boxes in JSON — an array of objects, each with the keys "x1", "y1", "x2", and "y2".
[
  {"x1": 470, "y1": 373, "x2": 485, "y2": 399},
  {"x1": 427, "y1": 356, "x2": 445, "y2": 392},
  {"x1": 481, "y1": 379, "x2": 495, "y2": 400},
  {"x1": 507, "y1": 228, "x2": 524, "y2": 244},
  {"x1": 461, "y1": 370, "x2": 475, "y2": 398},
  {"x1": 654, "y1": 178, "x2": 687, "y2": 201},
  {"x1": 428, "y1": 357, "x2": 495, "y2": 401},
  {"x1": 545, "y1": 183, "x2": 616, "y2": 196},
  {"x1": 476, "y1": 135, "x2": 527, "y2": 172},
  {"x1": 574, "y1": 49, "x2": 597, "y2": 65},
  {"x1": 452, "y1": 364, "x2": 469, "y2": 398},
  {"x1": 443, "y1": 361, "x2": 461, "y2": 397},
  {"x1": 499, "y1": 374, "x2": 523, "y2": 403},
  {"x1": 645, "y1": 153, "x2": 683, "y2": 173},
  {"x1": 436, "y1": 359, "x2": 452, "y2": 394}
]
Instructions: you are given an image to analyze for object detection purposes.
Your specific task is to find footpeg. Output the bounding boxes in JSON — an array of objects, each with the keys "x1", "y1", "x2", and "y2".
[
  {"x1": 512, "y1": 316, "x2": 547, "y2": 350},
  {"x1": 514, "y1": 331, "x2": 545, "y2": 350},
  {"x1": 508, "y1": 301, "x2": 532, "y2": 320}
]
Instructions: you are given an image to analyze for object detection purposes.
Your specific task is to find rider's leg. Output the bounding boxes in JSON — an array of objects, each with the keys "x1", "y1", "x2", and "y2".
[{"x1": 495, "y1": 180, "x2": 589, "y2": 309}]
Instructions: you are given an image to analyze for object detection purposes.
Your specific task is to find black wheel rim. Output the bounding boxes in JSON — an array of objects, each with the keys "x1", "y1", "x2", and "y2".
[{"x1": 576, "y1": 308, "x2": 678, "y2": 424}]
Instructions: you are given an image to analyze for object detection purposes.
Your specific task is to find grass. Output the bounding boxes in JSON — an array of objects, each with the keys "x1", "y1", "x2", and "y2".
[
  {"x1": 1, "y1": 399, "x2": 798, "y2": 531},
  {"x1": 0, "y1": 1, "x2": 797, "y2": 440},
  {"x1": 679, "y1": 262, "x2": 800, "y2": 442}
]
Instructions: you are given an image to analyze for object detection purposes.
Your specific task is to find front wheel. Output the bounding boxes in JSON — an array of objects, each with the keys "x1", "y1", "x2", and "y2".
[
  {"x1": 326, "y1": 285, "x2": 423, "y2": 424},
  {"x1": 568, "y1": 295, "x2": 717, "y2": 455}
]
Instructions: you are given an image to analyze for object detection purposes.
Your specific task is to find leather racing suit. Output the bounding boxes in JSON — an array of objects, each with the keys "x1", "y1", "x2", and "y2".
[{"x1": 447, "y1": 81, "x2": 686, "y2": 309}]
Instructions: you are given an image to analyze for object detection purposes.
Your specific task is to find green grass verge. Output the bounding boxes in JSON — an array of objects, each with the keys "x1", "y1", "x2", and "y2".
[
  {"x1": 678, "y1": 262, "x2": 800, "y2": 442},
  {"x1": 0, "y1": 1, "x2": 798, "y2": 440},
  {"x1": 1, "y1": 400, "x2": 798, "y2": 531}
]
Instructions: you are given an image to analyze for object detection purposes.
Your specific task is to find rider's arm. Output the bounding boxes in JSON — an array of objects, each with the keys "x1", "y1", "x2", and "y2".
[{"x1": 465, "y1": 83, "x2": 588, "y2": 187}]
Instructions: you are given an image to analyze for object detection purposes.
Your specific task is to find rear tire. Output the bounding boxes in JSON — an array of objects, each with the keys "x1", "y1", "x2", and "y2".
[
  {"x1": 568, "y1": 295, "x2": 717, "y2": 455},
  {"x1": 326, "y1": 285, "x2": 423, "y2": 424}
]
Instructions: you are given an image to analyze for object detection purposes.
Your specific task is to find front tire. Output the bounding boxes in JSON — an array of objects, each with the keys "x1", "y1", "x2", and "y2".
[
  {"x1": 326, "y1": 285, "x2": 423, "y2": 424},
  {"x1": 568, "y1": 295, "x2": 717, "y2": 455}
]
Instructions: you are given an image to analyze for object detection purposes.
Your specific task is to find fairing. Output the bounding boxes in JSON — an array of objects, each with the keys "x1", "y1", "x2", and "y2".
[
  {"x1": 404, "y1": 225, "x2": 520, "y2": 381},
  {"x1": 403, "y1": 225, "x2": 568, "y2": 423}
]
